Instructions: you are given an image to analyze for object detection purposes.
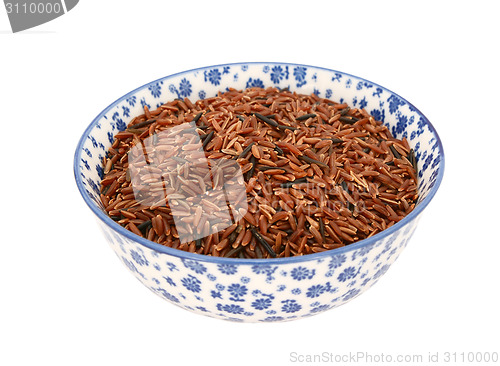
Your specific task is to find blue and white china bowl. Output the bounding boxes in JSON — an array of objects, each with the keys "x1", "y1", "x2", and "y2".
[{"x1": 74, "y1": 62, "x2": 444, "y2": 322}]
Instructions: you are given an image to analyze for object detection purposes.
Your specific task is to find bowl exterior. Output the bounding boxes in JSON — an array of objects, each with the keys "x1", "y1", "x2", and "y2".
[
  {"x1": 75, "y1": 62, "x2": 444, "y2": 322},
  {"x1": 98, "y1": 215, "x2": 419, "y2": 322}
]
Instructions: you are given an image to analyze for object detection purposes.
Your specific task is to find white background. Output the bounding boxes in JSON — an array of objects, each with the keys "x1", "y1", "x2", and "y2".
[{"x1": 1, "y1": 1, "x2": 499, "y2": 365}]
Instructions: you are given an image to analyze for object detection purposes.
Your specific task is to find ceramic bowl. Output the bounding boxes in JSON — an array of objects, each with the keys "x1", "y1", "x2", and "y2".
[{"x1": 74, "y1": 62, "x2": 444, "y2": 322}]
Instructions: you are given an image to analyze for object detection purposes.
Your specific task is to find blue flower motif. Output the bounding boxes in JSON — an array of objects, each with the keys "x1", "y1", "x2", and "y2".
[
  {"x1": 179, "y1": 78, "x2": 192, "y2": 97},
  {"x1": 325, "y1": 89, "x2": 333, "y2": 99},
  {"x1": 373, "y1": 87, "x2": 383, "y2": 97},
  {"x1": 163, "y1": 276, "x2": 176, "y2": 287},
  {"x1": 140, "y1": 98, "x2": 150, "y2": 110},
  {"x1": 356, "y1": 81, "x2": 364, "y2": 90},
  {"x1": 181, "y1": 274, "x2": 201, "y2": 293},
  {"x1": 370, "y1": 108, "x2": 385, "y2": 122},
  {"x1": 217, "y1": 303, "x2": 244, "y2": 314},
  {"x1": 392, "y1": 113, "x2": 408, "y2": 137},
  {"x1": 260, "y1": 316, "x2": 283, "y2": 322},
  {"x1": 251, "y1": 265, "x2": 277, "y2": 276},
  {"x1": 310, "y1": 304, "x2": 331, "y2": 314},
  {"x1": 196, "y1": 306, "x2": 209, "y2": 312},
  {"x1": 342, "y1": 288, "x2": 361, "y2": 301},
  {"x1": 207, "y1": 274, "x2": 217, "y2": 281},
  {"x1": 96, "y1": 164, "x2": 104, "y2": 180},
  {"x1": 111, "y1": 112, "x2": 127, "y2": 131},
  {"x1": 293, "y1": 66, "x2": 307, "y2": 87},
  {"x1": 107, "y1": 131, "x2": 114, "y2": 144},
  {"x1": 130, "y1": 250, "x2": 149, "y2": 266},
  {"x1": 121, "y1": 256, "x2": 138, "y2": 273},
  {"x1": 181, "y1": 259, "x2": 207, "y2": 274},
  {"x1": 246, "y1": 77, "x2": 265, "y2": 88},
  {"x1": 263, "y1": 65, "x2": 270, "y2": 73},
  {"x1": 332, "y1": 73, "x2": 342, "y2": 82},
  {"x1": 228, "y1": 283, "x2": 247, "y2": 301},
  {"x1": 306, "y1": 284, "x2": 327, "y2": 298},
  {"x1": 345, "y1": 78, "x2": 352, "y2": 88},
  {"x1": 83, "y1": 148, "x2": 92, "y2": 158},
  {"x1": 121, "y1": 106, "x2": 130, "y2": 117},
  {"x1": 431, "y1": 154, "x2": 441, "y2": 169},
  {"x1": 241, "y1": 65, "x2": 248, "y2": 71},
  {"x1": 417, "y1": 116, "x2": 426, "y2": 132},
  {"x1": 270, "y1": 65, "x2": 285, "y2": 84},
  {"x1": 154, "y1": 288, "x2": 179, "y2": 303},
  {"x1": 252, "y1": 298, "x2": 272, "y2": 310},
  {"x1": 359, "y1": 96, "x2": 368, "y2": 110},
  {"x1": 423, "y1": 152, "x2": 434, "y2": 172},
  {"x1": 241, "y1": 276, "x2": 250, "y2": 284},
  {"x1": 387, "y1": 95, "x2": 406, "y2": 114},
  {"x1": 281, "y1": 299, "x2": 302, "y2": 313},
  {"x1": 126, "y1": 96, "x2": 137, "y2": 106},
  {"x1": 165, "y1": 261, "x2": 178, "y2": 271},
  {"x1": 277, "y1": 285, "x2": 286, "y2": 292},
  {"x1": 291, "y1": 288, "x2": 301, "y2": 295},
  {"x1": 352, "y1": 244, "x2": 374, "y2": 260},
  {"x1": 81, "y1": 159, "x2": 90, "y2": 170},
  {"x1": 337, "y1": 267, "x2": 358, "y2": 282},
  {"x1": 168, "y1": 84, "x2": 177, "y2": 94},
  {"x1": 329, "y1": 254, "x2": 346, "y2": 269},
  {"x1": 153, "y1": 263, "x2": 161, "y2": 271},
  {"x1": 217, "y1": 264, "x2": 238, "y2": 275},
  {"x1": 361, "y1": 277, "x2": 372, "y2": 287},
  {"x1": 205, "y1": 68, "x2": 222, "y2": 86},
  {"x1": 223, "y1": 66, "x2": 230, "y2": 74},
  {"x1": 86, "y1": 178, "x2": 99, "y2": 195},
  {"x1": 148, "y1": 82, "x2": 162, "y2": 98},
  {"x1": 313, "y1": 88, "x2": 320, "y2": 96},
  {"x1": 198, "y1": 90, "x2": 206, "y2": 100},
  {"x1": 216, "y1": 284, "x2": 225, "y2": 291},
  {"x1": 211, "y1": 290, "x2": 222, "y2": 299},
  {"x1": 373, "y1": 264, "x2": 389, "y2": 281},
  {"x1": 290, "y1": 266, "x2": 316, "y2": 281}
]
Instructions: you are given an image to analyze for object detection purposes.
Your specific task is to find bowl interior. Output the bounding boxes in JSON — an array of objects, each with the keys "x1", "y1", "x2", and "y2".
[{"x1": 75, "y1": 62, "x2": 444, "y2": 258}]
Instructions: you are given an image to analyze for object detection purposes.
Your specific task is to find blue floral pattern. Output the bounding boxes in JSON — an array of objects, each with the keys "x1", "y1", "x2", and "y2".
[
  {"x1": 269, "y1": 65, "x2": 288, "y2": 84},
  {"x1": 246, "y1": 77, "x2": 265, "y2": 89},
  {"x1": 148, "y1": 81, "x2": 163, "y2": 98},
  {"x1": 293, "y1": 66, "x2": 307, "y2": 87},
  {"x1": 204, "y1": 68, "x2": 222, "y2": 86},
  {"x1": 75, "y1": 62, "x2": 444, "y2": 322},
  {"x1": 290, "y1": 266, "x2": 316, "y2": 281}
]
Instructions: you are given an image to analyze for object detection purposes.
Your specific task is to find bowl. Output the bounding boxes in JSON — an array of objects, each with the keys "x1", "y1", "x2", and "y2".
[{"x1": 74, "y1": 62, "x2": 444, "y2": 322}]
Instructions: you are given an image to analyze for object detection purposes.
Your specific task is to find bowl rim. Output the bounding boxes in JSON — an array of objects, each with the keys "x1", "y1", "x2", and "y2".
[{"x1": 74, "y1": 61, "x2": 445, "y2": 264}]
